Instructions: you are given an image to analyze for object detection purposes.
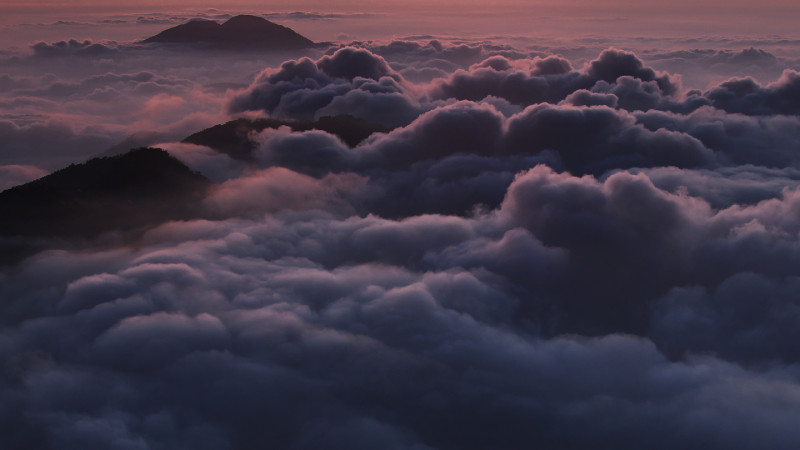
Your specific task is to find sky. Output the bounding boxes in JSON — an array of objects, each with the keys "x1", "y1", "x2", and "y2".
[
  {"x1": 3, "y1": 2, "x2": 800, "y2": 449},
  {"x1": 2, "y1": 1, "x2": 799, "y2": 44}
]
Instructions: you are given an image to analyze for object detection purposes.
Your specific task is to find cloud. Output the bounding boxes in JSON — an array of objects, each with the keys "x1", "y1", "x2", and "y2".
[
  {"x1": 30, "y1": 40, "x2": 118, "y2": 58},
  {"x1": 4, "y1": 198, "x2": 800, "y2": 448},
  {"x1": 0, "y1": 74, "x2": 34, "y2": 92},
  {"x1": 430, "y1": 49, "x2": 679, "y2": 110},
  {"x1": 317, "y1": 47, "x2": 398, "y2": 81},
  {"x1": 16, "y1": 71, "x2": 191, "y2": 99},
  {"x1": 628, "y1": 165, "x2": 800, "y2": 209},
  {"x1": 503, "y1": 103, "x2": 715, "y2": 174},
  {"x1": 264, "y1": 12, "x2": 377, "y2": 21},
  {"x1": 644, "y1": 47, "x2": 786, "y2": 88},
  {"x1": 203, "y1": 167, "x2": 366, "y2": 217},
  {"x1": 0, "y1": 118, "x2": 122, "y2": 169},
  {"x1": 652, "y1": 273, "x2": 800, "y2": 362},
  {"x1": 227, "y1": 47, "x2": 422, "y2": 127},
  {"x1": 219, "y1": 97, "x2": 800, "y2": 219},
  {"x1": 6, "y1": 38, "x2": 800, "y2": 450},
  {"x1": 701, "y1": 69, "x2": 800, "y2": 116},
  {"x1": 635, "y1": 106, "x2": 800, "y2": 167},
  {"x1": 156, "y1": 142, "x2": 245, "y2": 182}
]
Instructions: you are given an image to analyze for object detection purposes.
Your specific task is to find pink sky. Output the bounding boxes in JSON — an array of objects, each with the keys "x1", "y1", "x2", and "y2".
[{"x1": 0, "y1": 0, "x2": 797, "y2": 48}]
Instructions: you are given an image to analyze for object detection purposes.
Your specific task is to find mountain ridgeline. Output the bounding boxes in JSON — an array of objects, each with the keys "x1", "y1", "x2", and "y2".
[
  {"x1": 0, "y1": 148, "x2": 211, "y2": 265},
  {"x1": 0, "y1": 113, "x2": 395, "y2": 266},
  {"x1": 183, "y1": 115, "x2": 394, "y2": 161},
  {"x1": 142, "y1": 15, "x2": 318, "y2": 50}
]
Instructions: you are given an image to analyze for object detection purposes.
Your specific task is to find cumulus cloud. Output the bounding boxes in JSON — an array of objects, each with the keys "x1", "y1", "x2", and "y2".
[
  {"x1": 700, "y1": 69, "x2": 800, "y2": 116},
  {"x1": 635, "y1": 106, "x2": 800, "y2": 167},
  {"x1": 6, "y1": 35, "x2": 800, "y2": 450},
  {"x1": 5, "y1": 177, "x2": 800, "y2": 448},
  {"x1": 430, "y1": 49, "x2": 680, "y2": 111},
  {"x1": 227, "y1": 47, "x2": 422, "y2": 127},
  {"x1": 30, "y1": 40, "x2": 118, "y2": 58}
]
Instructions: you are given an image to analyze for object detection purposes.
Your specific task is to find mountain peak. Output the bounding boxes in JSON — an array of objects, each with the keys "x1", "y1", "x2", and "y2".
[
  {"x1": 220, "y1": 14, "x2": 274, "y2": 29},
  {"x1": 142, "y1": 15, "x2": 316, "y2": 50}
]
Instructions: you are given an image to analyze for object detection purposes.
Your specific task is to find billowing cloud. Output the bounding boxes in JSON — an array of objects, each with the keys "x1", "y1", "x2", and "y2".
[
  {"x1": 227, "y1": 47, "x2": 422, "y2": 127},
  {"x1": 204, "y1": 167, "x2": 366, "y2": 217},
  {"x1": 700, "y1": 69, "x2": 800, "y2": 116},
  {"x1": 430, "y1": 49, "x2": 679, "y2": 111},
  {"x1": 30, "y1": 40, "x2": 118, "y2": 58},
  {"x1": 5, "y1": 29, "x2": 800, "y2": 450},
  {"x1": 644, "y1": 47, "x2": 785, "y2": 88},
  {"x1": 5, "y1": 171, "x2": 800, "y2": 447}
]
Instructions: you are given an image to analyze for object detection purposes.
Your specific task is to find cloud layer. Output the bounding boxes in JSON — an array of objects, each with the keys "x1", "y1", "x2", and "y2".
[{"x1": 4, "y1": 33, "x2": 800, "y2": 450}]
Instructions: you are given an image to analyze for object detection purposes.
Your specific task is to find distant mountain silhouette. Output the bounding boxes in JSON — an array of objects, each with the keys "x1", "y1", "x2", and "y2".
[
  {"x1": 183, "y1": 115, "x2": 394, "y2": 161},
  {"x1": 0, "y1": 148, "x2": 211, "y2": 265},
  {"x1": 142, "y1": 15, "x2": 317, "y2": 49}
]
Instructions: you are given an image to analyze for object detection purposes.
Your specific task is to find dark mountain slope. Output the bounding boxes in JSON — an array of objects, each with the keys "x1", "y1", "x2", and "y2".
[
  {"x1": 0, "y1": 148, "x2": 211, "y2": 265},
  {"x1": 182, "y1": 115, "x2": 394, "y2": 161},
  {"x1": 142, "y1": 15, "x2": 316, "y2": 50}
]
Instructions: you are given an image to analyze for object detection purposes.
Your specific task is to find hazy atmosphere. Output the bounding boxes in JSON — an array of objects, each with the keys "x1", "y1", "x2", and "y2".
[{"x1": 2, "y1": 2, "x2": 800, "y2": 449}]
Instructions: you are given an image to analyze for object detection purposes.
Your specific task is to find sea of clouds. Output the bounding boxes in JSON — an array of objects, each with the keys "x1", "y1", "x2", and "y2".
[{"x1": 3, "y1": 14, "x2": 800, "y2": 449}]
